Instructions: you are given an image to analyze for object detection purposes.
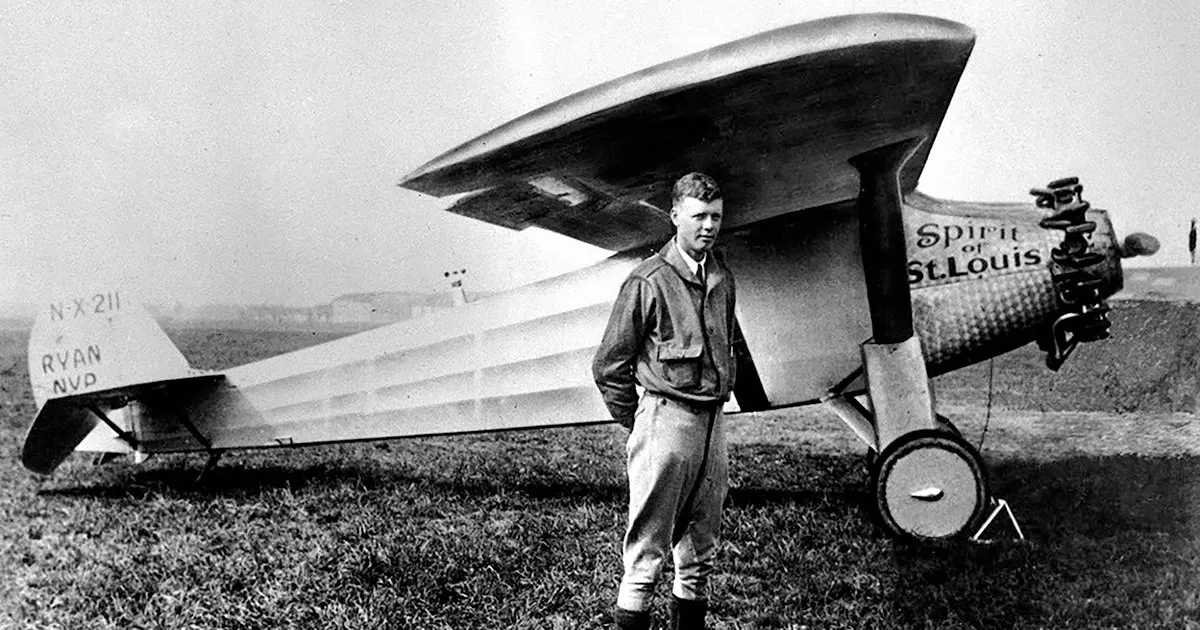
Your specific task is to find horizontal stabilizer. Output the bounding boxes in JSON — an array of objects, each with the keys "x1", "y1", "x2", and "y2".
[
  {"x1": 21, "y1": 374, "x2": 227, "y2": 474},
  {"x1": 21, "y1": 398, "x2": 99, "y2": 475}
]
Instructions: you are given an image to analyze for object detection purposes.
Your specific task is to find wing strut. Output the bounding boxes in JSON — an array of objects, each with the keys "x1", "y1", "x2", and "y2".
[
  {"x1": 86, "y1": 403, "x2": 140, "y2": 451},
  {"x1": 169, "y1": 408, "x2": 213, "y2": 453},
  {"x1": 162, "y1": 405, "x2": 223, "y2": 481},
  {"x1": 840, "y1": 138, "x2": 994, "y2": 542}
]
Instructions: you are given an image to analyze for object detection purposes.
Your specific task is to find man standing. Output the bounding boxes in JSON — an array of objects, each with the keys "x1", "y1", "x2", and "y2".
[
  {"x1": 1189, "y1": 218, "x2": 1196, "y2": 266},
  {"x1": 593, "y1": 172, "x2": 737, "y2": 630}
]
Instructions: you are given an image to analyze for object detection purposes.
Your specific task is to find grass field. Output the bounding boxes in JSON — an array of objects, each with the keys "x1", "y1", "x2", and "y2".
[{"x1": 2, "y1": 301, "x2": 1200, "y2": 629}]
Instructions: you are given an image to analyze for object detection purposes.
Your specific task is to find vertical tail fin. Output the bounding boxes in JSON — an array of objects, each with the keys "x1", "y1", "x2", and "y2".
[{"x1": 28, "y1": 290, "x2": 192, "y2": 407}]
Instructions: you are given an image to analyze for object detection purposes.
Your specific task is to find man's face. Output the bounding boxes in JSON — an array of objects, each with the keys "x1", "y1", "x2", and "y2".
[{"x1": 672, "y1": 196, "x2": 723, "y2": 260}]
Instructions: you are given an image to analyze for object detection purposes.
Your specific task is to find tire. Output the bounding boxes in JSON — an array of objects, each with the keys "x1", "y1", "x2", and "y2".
[{"x1": 869, "y1": 429, "x2": 989, "y2": 542}]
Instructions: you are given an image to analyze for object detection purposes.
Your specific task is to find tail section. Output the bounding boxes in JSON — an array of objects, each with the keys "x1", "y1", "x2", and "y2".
[{"x1": 23, "y1": 290, "x2": 198, "y2": 473}]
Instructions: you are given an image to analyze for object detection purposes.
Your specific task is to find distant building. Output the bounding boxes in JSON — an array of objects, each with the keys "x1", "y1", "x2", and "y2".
[
  {"x1": 244, "y1": 305, "x2": 314, "y2": 325},
  {"x1": 161, "y1": 302, "x2": 331, "y2": 327},
  {"x1": 329, "y1": 291, "x2": 457, "y2": 324},
  {"x1": 309, "y1": 304, "x2": 332, "y2": 324},
  {"x1": 149, "y1": 290, "x2": 465, "y2": 328}
]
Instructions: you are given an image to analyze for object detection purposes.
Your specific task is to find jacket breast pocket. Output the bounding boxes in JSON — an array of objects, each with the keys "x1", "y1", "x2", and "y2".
[{"x1": 657, "y1": 342, "x2": 703, "y2": 389}]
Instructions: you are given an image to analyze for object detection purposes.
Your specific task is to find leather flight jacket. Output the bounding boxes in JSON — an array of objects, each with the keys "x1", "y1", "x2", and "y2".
[{"x1": 593, "y1": 238, "x2": 737, "y2": 427}]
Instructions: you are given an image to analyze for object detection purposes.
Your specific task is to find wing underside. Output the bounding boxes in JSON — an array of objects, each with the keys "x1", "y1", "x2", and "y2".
[{"x1": 400, "y1": 13, "x2": 975, "y2": 251}]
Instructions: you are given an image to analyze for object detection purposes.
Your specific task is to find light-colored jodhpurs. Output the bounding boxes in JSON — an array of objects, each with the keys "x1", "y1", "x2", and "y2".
[{"x1": 617, "y1": 391, "x2": 729, "y2": 611}]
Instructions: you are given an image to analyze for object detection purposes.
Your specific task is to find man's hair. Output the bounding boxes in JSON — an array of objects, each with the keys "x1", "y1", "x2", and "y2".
[{"x1": 671, "y1": 172, "x2": 721, "y2": 207}]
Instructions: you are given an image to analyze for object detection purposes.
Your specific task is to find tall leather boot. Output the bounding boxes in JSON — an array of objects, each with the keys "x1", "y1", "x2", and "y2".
[
  {"x1": 611, "y1": 606, "x2": 651, "y2": 630},
  {"x1": 669, "y1": 595, "x2": 708, "y2": 630}
]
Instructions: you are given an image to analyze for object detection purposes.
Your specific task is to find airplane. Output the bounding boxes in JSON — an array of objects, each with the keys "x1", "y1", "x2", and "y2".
[{"x1": 21, "y1": 13, "x2": 1160, "y2": 542}]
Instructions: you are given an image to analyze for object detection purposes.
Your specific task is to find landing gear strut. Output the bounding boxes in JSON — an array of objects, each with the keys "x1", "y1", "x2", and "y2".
[{"x1": 841, "y1": 137, "x2": 991, "y2": 542}]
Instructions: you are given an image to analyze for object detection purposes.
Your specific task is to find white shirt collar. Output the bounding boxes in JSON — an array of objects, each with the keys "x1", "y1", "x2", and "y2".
[{"x1": 674, "y1": 238, "x2": 706, "y2": 276}]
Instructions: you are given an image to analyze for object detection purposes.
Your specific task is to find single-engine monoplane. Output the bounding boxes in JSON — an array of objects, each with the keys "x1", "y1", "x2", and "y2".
[{"x1": 22, "y1": 13, "x2": 1159, "y2": 541}]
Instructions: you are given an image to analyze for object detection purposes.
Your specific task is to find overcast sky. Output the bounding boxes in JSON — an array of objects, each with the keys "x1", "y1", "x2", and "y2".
[{"x1": 2, "y1": 0, "x2": 1197, "y2": 307}]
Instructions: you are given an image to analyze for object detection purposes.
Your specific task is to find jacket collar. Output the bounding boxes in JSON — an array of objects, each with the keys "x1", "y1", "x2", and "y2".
[
  {"x1": 660, "y1": 237, "x2": 725, "y2": 291},
  {"x1": 674, "y1": 238, "x2": 705, "y2": 276}
]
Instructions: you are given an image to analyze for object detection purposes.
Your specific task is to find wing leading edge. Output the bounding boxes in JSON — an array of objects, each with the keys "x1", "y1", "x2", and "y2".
[{"x1": 399, "y1": 13, "x2": 975, "y2": 251}]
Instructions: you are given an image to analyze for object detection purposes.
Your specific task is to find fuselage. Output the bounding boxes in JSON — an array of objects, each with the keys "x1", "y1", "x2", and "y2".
[
  {"x1": 25, "y1": 191, "x2": 1122, "y2": 460},
  {"x1": 114, "y1": 191, "x2": 1118, "y2": 454}
]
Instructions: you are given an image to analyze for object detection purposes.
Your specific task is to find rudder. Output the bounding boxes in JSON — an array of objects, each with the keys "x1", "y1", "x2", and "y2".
[{"x1": 28, "y1": 290, "x2": 192, "y2": 406}]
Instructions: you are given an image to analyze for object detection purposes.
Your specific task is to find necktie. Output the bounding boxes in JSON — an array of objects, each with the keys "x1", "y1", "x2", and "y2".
[{"x1": 696, "y1": 263, "x2": 706, "y2": 289}]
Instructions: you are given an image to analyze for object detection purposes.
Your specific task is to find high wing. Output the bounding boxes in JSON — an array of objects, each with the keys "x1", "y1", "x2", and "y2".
[{"x1": 399, "y1": 13, "x2": 975, "y2": 251}]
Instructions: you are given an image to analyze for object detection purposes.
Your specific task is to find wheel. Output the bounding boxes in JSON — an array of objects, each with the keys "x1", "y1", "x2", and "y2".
[{"x1": 870, "y1": 429, "x2": 988, "y2": 542}]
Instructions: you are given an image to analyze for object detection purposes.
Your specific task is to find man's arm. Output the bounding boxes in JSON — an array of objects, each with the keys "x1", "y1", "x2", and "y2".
[{"x1": 592, "y1": 275, "x2": 652, "y2": 428}]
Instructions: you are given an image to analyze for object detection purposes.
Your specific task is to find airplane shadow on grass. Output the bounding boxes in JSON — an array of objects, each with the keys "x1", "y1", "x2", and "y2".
[
  {"x1": 36, "y1": 438, "x2": 632, "y2": 504},
  {"x1": 38, "y1": 444, "x2": 1200, "y2": 540},
  {"x1": 880, "y1": 454, "x2": 1200, "y2": 628},
  {"x1": 715, "y1": 446, "x2": 1200, "y2": 627},
  {"x1": 41, "y1": 463, "x2": 632, "y2": 503}
]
